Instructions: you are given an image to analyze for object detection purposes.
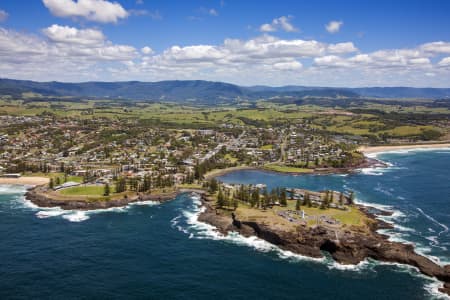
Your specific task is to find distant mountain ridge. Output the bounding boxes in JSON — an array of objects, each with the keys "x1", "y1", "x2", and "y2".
[
  {"x1": 1, "y1": 78, "x2": 450, "y2": 103},
  {"x1": 0, "y1": 79, "x2": 245, "y2": 103},
  {"x1": 247, "y1": 85, "x2": 450, "y2": 99}
]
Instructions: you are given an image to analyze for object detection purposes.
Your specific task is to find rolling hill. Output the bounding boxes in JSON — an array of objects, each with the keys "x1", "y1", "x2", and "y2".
[{"x1": 1, "y1": 78, "x2": 450, "y2": 104}]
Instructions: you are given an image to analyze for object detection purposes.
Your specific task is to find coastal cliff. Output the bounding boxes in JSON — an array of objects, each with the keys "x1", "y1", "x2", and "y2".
[{"x1": 198, "y1": 196, "x2": 450, "y2": 295}]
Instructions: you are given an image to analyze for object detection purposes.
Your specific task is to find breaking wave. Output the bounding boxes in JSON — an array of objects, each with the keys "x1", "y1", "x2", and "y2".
[
  {"x1": 367, "y1": 147, "x2": 450, "y2": 159},
  {"x1": 173, "y1": 193, "x2": 326, "y2": 264},
  {"x1": 0, "y1": 184, "x2": 29, "y2": 194},
  {"x1": 6, "y1": 184, "x2": 161, "y2": 222},
  {"x1": 174, "y1": 194, "x2": 446, "y2": 284},
  {"x1": 355, "y1": 195, "x2": 450, "y2": 266},
  {"x1": 171, "y1": 194, "x2": 450, "y2": 298}
]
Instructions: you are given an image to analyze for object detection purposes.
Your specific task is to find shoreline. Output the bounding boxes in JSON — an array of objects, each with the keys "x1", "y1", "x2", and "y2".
[
  {"x1": 0, "y1": 176, "x2": 49, "y2": 186},
  {"x1": 204, "y1": 166, "x2": 259, "y2": 180},
  {"x1": 205, "y1": 158, "x2": 385, "y2": 179},
  {"x1": 197, "y1": 197, "x2": 450, "y2": 296},
  {"x1": 359, "y1": 142, "x2": 450, "y2": 154},
  {"x1": 10, "y1": 173, "x2": 450, "y2": 295},
  {"x1": 24, "y1": 185, "x2": 206, "y2": 211}
]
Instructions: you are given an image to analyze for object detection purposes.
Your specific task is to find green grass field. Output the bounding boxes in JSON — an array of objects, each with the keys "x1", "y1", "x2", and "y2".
[
  {"x1": 263, "y1": 164, "x2": 314, "y2": 173},
  {"x1": 233, "y1": 199, "x2": 368, "y2": 231},
  {"x1": 1, "y1": 98, "x2": 446, "y2": 140},
  {"x1": 59, "y1": 185, "x2": 112, "y2": 196},
  {"x1": 280, "y1": 200, "x2": 366, "y2": 226},
  {"x1": 260, "y1": 144, "x2": 273, "y2": 150}
]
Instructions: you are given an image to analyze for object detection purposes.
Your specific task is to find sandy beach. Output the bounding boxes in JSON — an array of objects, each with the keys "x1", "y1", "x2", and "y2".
[
  {"x1": 0, "y1": 176, "x2": 49, "y2": 186},
  {"x1": 204, "y1": 166, "x2": 257, "y2": 179},
  {"x1": 359, "y1": 143, "x2": 450, "y2": 154}
]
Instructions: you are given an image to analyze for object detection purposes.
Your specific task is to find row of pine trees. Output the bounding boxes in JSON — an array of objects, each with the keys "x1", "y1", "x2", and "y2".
[{"x1": 209, "y1": 179, "x2": 355, "y2": 211}]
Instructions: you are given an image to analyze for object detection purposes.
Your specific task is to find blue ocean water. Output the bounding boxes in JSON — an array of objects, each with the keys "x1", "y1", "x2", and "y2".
[{"x1": 0, "y1": 149, "x2": 449, "y2": 299}]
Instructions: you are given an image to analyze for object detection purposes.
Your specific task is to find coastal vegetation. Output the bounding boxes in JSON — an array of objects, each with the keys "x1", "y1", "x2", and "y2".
[
  {"x1": 1, "y1": 86, "x2": 448, "y2": 207},
  {"x1": 59, "y1": 185, "x2": 113, "y2": 196},
  {"x1": 0, "y1": 95, "x2": 447, "y2": 143},
  {"x1": 208, "y1": 181, "x2": 366, "y2": 230}
]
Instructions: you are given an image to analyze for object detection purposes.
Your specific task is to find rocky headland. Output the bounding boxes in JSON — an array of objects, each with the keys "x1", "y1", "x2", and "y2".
[
  {"x1": 25, "y1": 185, "x2": 206, "y2": 210},
  {"x1": 198, "y1": 195, "x2": 450, "y2": 295}
]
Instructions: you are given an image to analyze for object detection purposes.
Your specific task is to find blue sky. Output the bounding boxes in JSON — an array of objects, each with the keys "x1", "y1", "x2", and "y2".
[{"x1": 1, "y1": 0, "x2": 450, "y2": 87}]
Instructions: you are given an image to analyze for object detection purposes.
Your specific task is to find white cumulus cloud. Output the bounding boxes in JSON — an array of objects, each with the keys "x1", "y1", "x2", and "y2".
[
  {"x1": 273, "y1": 61, "x2": 302, "y2": 70},
  {"x1": 327, "y1": 42, "x2": 357, "y2": 54},
  {"x1": 43, "y1": 24, "x2": 105, "y2": 45},
  {"x1": 42, "y1": 0, "x2": 129, "y2": 23},
  {"x1": 0, "y1": 25, "x2": 137, "y2": 81},
  {"x1": 260, "y1": 16, "x2": 298, "y2": 33},
  {"x1": 141, "y1": 46, "x2": 153, "y2": 55},
  {"x1": 1, "y1": 24, "x2": 450, "y2": 86},
  {"x1": 438, "y1": 57, "x2": 450, "y2": 67},
  {"x1": 421, "y1": 41, "x2": 450, "y2": 54},
  {"x1": 325, "y1": 20, "x2": 343, "y2": 33}
]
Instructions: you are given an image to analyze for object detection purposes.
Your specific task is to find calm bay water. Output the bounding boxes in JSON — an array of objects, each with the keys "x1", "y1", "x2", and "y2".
[{"x1": 0, "y1": 149, "x2": 449, "y2": 299}]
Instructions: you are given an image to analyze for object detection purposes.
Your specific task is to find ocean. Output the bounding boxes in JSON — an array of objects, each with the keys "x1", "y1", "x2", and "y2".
[{"x1": 0, "y1": 149, "x2": 449, "y2": 299}]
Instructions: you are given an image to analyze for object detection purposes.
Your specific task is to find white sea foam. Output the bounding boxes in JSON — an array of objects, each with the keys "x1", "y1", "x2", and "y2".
[
  {"x1": 321, "y1": 194, "x2": 450, "y2": 278},
  {"x1": 187, "y1": 192, "x2": 450, "y2": 279},
  {"x1": 417, "y1": 208, "x2": 449, "y2": 236},
  {"x1": 416, "y1": 247, "x2": 450, "y2": 265},
  {"x1": 377, "y1": 211, "x2": 406, "y2": 226},
  {"x1": 426, "y1": 236, "x2": 448, "y2": 251},
  {"x1": 61, "y1": 201, "x2": 161, "y2": 221},
  {"x1": 393, "y1": 223, "x2": 416, "y2": 232},
  {"x1": 0, "y1": 184, "x2": 29, "y2": 194},
  {"x1": 416, "y1": 245, "x2": 433, "y2": 253},
  {"x1": 368, "y1": 147, "x2": 450, "y2": 158},
  {"x1": 370, "y1": 204, "x2": 449, "y2": 266},
  {"x1": 365, "y1": 152, "x2": 379, "y2": 159},
  {"x1": 179, "y1": 192, "x2": 450, "y2": 295},
  {"x1": 36, "y1": 209, "x2": 67, "y2": 218},
  {"x1": 354, "y1": 196, "x2": 408, "y2": 233},
  {"x1": 170, "y1": 215, "x2": 181, "y2": 227},
  {"x1": 17, "y1": 191, "x2": 161, "y2": 222},
  {"x1": 87, "y1": 206, "x2": 127, "y2": 214},
  {"x1": 359, "y1": 164, "x2": 407, "y2": 176},
  {"x1": 181, "y1": 194, "x2": 448, "y2": 275},
  {"x1": 129, "y1": 200, "x2": 160, "y2": 206},
  {"x1": 374, "y1": 260, "x2": 450, "y2": 299},
  {"x1": 327, "y1": 258, "x2": 372, "y2": 271},
  {"x1": 62, "y1": 211, "x2": 90, "y2": 222},
  {"x1": 22, "y1": 198, "x2": 40, "y2": 209},
  {"x1": 424, "y1": 280, "x2": 450, "y2": 300},
  {"x1": 353, "y1": 198, "x2": 394, "y2": 213},
  {"x1": 377, "y1": 229, "x2": 412, "y2": 243},
  {"x1": 178, "y1": 193, "x2": 325, "y2": 264},
  {"x1": 378, "y1": 229, "x2": 450, "y2": 266},
  {"x1": 334, "y1": 174, "x2": 348, "y2": 177},
  {"x1": 359, "y1": 167, "x2": 384, "y2": 176}
]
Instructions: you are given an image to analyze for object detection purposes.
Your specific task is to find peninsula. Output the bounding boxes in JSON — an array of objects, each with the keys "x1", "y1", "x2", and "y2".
[{"x1": 197, "y1": 182, "x2": 450, "y2": 295}]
